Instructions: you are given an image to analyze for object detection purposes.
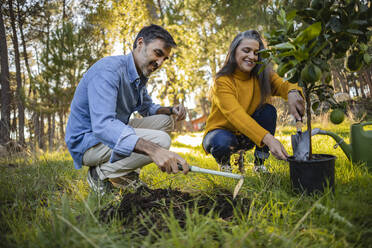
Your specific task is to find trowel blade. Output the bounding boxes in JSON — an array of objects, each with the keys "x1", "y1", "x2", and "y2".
[
  {"x1": 233, "y1": 178, "x2": 244, "y2": 199},
  {"x1": 291, "y1": 130, "x2": 310, "y2": 161},
  {"x1": 291, "y1": 128, "x2": 322, "y2": 161}
]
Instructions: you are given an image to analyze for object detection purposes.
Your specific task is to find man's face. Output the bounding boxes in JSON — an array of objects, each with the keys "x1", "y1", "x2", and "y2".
[{"x1": 135, "y1": 38, "x2": 171, "y2": 78}]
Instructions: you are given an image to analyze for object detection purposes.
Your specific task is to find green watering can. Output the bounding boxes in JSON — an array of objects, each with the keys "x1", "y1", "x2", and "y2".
[{"x1": 315, "y1": 122, "x2": 372, "y2": 168}]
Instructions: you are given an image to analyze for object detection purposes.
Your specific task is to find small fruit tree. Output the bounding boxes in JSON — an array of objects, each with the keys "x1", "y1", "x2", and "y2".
[{"x1": 262, "y1": 0, "x2": 371, "y2": 160}]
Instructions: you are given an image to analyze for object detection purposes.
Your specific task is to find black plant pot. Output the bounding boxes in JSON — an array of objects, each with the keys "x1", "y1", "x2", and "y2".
[{"x1": 287, "y1": 154, "x2": 336, "y2": 194}]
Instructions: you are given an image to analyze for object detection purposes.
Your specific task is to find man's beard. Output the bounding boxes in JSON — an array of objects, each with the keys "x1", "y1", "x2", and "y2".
[
  {"x1": 141, "y1": 64, "x2": 151, "y2": 78},
  {"x1": 141, "y1": 61, "x2": 158, "y2": 78}
]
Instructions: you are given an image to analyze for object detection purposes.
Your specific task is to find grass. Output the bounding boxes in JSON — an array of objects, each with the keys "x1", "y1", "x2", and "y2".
[{"x1": 1, "y1": 120, "x2": 372, "y2": 247}]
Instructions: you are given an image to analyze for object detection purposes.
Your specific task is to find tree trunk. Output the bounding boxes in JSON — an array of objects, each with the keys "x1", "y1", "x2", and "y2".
[
  {"x1": 39, "y1": 113, "x2": 45, "y2": 150},
  {"x1": 359, "y1": 78, "x2": 366, "y2": 98},
  {"x1": 52, "y1": 113, "x2": 55, "y2": 149},
  {"x1": 9, "y1": 0, "x2": 25, "y2": 145},
  {"x1": 304, "y1": 85, "x2": 312, "y2": 160},
  {"x1": 17, "y1": 0, "x2": 33, "y2": 97},
  {"x1": 156, "y1": 0, "x2": 164, "y2": 21},
  {"x1": 48, "y1": 113, "x2": 55, "y2": 150},
  {"x1": 0, "y1": 7, "x2": 11, "y2": 145},
  {"x1": 34, "y1": 112, "x2": 39, "y2": 149},
  {"x1": 11, "y1": 106, "x2": 17, "y2": 139},
  {"x1": 352, "y1": 78, "x2": 359, "y2": 97},
  {"x1": 333, "y1": 70, "x2": 348, "y2": 93},
  {"x1": 362, "y1": 67, "x2": 372, "y2": 98},
  {"x1": 59, "y1": 111, "x2": 65, "y2": 140}
]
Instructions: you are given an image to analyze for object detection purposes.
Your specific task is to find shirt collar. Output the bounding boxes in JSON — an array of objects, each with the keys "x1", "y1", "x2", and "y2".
[{"x1": 128, "y1": 52, "x2": 148, "y2": 87}]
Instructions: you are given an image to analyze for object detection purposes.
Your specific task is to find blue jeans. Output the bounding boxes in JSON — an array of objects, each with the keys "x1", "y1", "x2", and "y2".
[{"x1": 203, "y1": 104, "x2": 277, "y2": 165}]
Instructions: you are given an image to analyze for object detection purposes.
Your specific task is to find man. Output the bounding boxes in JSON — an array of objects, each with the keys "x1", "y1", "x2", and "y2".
[{"x1": 65, "y1": 24, "x2": 190, "y2": 195}]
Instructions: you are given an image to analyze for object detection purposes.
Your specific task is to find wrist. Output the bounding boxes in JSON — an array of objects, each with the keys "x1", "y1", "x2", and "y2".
[
  {"x1": 262, "y1": 133, "x2": 274, "y2": 146},
  {"x1": 134, "y1": 138, "x2": 161, "y2": 156},
  {"x1": 288, "y1": 89, "x2": 299, "y2": 95},
  {"x1": 167, "y1": 106, "x2": 173, "y2": 115}
]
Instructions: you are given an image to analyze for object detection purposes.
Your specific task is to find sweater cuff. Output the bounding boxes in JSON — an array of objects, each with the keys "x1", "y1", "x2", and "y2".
[
  {"x1": 257, "y1": 130, "x2": 269, "y2": 148},
  {"x1": 285, "y1": 85, "x2": 304, "y2": 100}
]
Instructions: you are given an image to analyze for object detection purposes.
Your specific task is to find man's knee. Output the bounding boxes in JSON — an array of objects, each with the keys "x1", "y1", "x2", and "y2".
[
  {"x1": 83, "y1": 143, "x2": 111, "y2": 166},
  {"x1": 156, "y1": 114, "x2": 174, "y2": 133},
  {"x1": 156, "y1": 130, "x2": 172, "y2": 149}
]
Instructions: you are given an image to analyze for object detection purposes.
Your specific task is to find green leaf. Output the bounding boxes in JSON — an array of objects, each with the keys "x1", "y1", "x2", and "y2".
[
  {"x1": 277, "y1": 62, "x2": 292, "y2": 77},
  {"x1": 287, "y1": 10, "x2": 297, "y2": 20},
  {"x1": 352, "y1": 20, "x2": 368, "y2": 25},
  {"x1": 293, "y1": 50, "x2": 309, "y2": 61},
  {"x1": 360, "y1": 43, "x2": 368, "y2": 52},
  {"x1": 297, "y1": 8, "x2": 318, "y2": 19},
  {"x1": 294, "y1": 22, "x2": 322, "y2": 45},
  {"x1": 312, "y1": 101, "x2": 320, "y2": 112},
  {"x1": 328, "y1": 16, "x2": 342, "y2": 32},
  {"x1": 346, "y1": 29, "x2": 364, "y2": 35},
  {"x1": 364, "y1": 53, "x2": 371, "y2": 64},
  {"x1": 273, "y1": 42, "x2": 295, "y2": 50},
  {"x1": 258, "y1": 64, "x2": 266, "y2": 75},
  {"x1": 283, "y1": 67, "x2": 297, "y2": 81},
  {"x1": 258, "y1": 49, "x2": 270, "y2": 58},
  {"x1": 277, "y1": 9, "x2": 286, "y2": 25},
  {"x1": 277, "y1": 50, "x2": 296, "y2": 58}
]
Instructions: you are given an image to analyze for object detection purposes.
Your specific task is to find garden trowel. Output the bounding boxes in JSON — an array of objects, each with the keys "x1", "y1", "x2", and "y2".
[
  {"x1": 178, "y1": 164, "x2": 244, "y2": 199},
  {"x1": 291, "y1": 121, "x2": 321, "y2": 161}
]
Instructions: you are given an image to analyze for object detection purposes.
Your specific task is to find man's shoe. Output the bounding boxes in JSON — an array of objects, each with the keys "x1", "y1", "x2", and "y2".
[
  {"x1": 87, "y1": 167, "x2": 114, "y2": 195},
  {"x1": 253, "y1": 164, "x2": 269, "y2": 173},
  {"x1": 109, "y1": 171, "x2": 147, "y2": 190}
]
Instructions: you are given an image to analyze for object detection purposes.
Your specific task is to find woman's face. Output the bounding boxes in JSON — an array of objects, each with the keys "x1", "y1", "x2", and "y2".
[{"x1": 235, "y1": 38, "x2": 260, "y2": 74}]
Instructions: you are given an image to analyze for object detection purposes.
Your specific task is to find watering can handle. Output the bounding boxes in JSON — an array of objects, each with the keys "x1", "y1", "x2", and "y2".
[{"x1": 360, "y1": 122, "x2": 372, "y2": 127}]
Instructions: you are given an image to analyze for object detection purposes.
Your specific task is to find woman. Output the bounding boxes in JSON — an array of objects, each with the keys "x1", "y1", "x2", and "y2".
[{"x1": 202, "y1": 30, "x2": 305, "y2": 172}]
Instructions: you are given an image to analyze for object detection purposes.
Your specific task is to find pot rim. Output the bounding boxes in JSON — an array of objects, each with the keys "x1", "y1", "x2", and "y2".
[{"x1": 287, "y1": 154, "x2": 336, "y2": 164}]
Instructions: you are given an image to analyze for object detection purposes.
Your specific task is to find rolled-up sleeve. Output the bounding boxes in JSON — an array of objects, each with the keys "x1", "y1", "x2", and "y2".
[
  {"x1": 88, "y1": 71, "x2": 139, "y2": 163},
  {"x1": 138, "y1": 87, "x2": 161, "y2": 116}
]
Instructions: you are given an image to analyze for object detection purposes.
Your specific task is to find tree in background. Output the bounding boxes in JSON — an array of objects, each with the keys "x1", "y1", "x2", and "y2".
[
  {"x1": 1, "y1": 0, "x2": 370, "y2": 150},
  {"x1": 2, "y1": 0, "x2": 110, "y2": 150},
  {"x1": 0, "y1": 3, "x2": 11, "y2": 145}
]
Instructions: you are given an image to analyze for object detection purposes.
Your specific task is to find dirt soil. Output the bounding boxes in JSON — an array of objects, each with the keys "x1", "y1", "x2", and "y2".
[{"x1": 100, "y1": 186, "x2": 250, "y2": 236}]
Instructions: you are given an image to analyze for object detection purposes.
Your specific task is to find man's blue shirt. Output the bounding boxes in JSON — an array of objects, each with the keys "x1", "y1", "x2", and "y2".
[{"x1": 65, "y1": 53, "x2": 161, "y2": 169}]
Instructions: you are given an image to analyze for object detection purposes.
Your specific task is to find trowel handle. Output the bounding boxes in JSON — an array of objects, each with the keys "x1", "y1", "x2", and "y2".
[{"x1": 178, "y1": 164, "x2": 243, "y2": 180}]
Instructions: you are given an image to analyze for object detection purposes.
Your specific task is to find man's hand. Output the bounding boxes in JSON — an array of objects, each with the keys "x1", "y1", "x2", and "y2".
[
  {"x1": 288, "y1": 90, "x2": 305, "y2": 121},
  {"x1": 172, "y1": 104, "x2": 186, "y2": 121},
  {"x1": 134, "y1": 138, "x2": 190, "y2": 174},
  {"x1": 149, "y1": 146, "x2": 189, "y2": 174},
  {"x1": 262, "y1": 133, "x2": 288, "y2": 160}
]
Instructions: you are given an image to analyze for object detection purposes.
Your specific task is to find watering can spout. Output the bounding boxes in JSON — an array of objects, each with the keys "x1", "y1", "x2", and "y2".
[{"x1": 314, "y1": 129, "x2": 353, "y2": 161}]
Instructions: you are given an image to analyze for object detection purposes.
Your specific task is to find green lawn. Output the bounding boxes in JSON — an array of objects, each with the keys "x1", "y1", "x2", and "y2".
[{"x1": 1, "y1": 122, "x2": 371, "y2": 247}]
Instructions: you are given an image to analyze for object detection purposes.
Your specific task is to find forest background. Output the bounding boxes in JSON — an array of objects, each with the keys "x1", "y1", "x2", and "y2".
[{"x1": 1, "y1": 0, "x2": 371, "y2": 152}]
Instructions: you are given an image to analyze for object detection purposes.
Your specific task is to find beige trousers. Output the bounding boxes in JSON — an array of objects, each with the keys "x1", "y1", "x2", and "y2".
[{"x1": 82, "y1": 114, "x2": 173, "y2": 180}]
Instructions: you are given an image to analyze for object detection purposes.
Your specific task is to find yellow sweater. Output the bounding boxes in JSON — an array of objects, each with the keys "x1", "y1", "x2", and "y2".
[{"x1": 204, "y1": 68, "x2": 303, "y2": 148}]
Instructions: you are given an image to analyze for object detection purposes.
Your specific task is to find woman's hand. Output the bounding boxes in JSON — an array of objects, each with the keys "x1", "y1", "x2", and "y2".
[
  {"x1": 288, "y1": 90, "x2": 305, "y2": 121},
  {"x1": 262, "y1": 133, "x2": 288, "y2": 160}
]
